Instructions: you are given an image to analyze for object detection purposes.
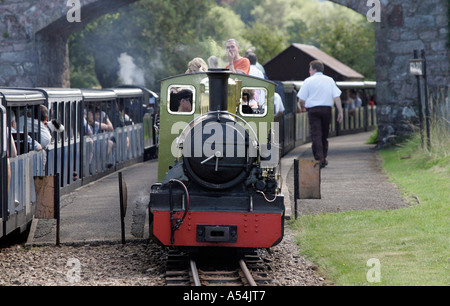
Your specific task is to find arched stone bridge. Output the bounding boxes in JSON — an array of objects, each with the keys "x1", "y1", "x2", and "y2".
[
  {"x1": 0, "y1": 0, "x2": 449, "y2": 145},
  {"x1": 0, "y1": 0, "x2": 137, "y2": 87}
]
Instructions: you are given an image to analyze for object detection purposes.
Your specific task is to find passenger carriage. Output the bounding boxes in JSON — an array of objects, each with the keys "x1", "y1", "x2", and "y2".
[{"x1": 0, "y1": 86, "x2": 155, "y2": 238}]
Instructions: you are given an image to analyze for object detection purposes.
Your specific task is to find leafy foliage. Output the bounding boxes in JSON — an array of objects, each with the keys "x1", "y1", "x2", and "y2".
[
  {"x1": 294, "y1": 14, "x2": 375, "y2": 79},
  {"x1": 243, "y1": 23, "x2": 286, "y2": 64},
  {"x1": 69, "y1": 0, "x2": 376, "y2": 90}
]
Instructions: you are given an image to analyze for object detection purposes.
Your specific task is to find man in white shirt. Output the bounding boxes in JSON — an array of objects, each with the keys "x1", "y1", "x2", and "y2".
[{"x1": 297, "y1": 60, "x2": 343, "y2": 168}]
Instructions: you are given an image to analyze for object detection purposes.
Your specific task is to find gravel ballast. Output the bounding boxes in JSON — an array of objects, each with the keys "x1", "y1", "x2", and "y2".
[{"x1": 0, "y1": 227, "x2": 326, "y2": 286}]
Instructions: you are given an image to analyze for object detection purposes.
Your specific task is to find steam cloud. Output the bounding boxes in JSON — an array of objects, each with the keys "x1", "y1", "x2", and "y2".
[{"x1": 117, "y1": 52, "x2": 145, "y2": 86}]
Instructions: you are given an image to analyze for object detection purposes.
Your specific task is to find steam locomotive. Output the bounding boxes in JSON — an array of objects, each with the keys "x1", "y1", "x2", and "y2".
[{"x1": 149, "y1": 69, "x2": 285, "y2": 249}]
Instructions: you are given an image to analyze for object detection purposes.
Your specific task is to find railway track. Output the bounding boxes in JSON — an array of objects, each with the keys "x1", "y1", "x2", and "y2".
[{"x1": 165, "y1": 249, "x2": 275, "y2": 286}]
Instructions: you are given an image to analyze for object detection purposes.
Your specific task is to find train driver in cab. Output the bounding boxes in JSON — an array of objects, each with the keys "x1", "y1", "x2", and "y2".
[{"x1": 174, "y1": 89, "x2": 193, "y2": 113}]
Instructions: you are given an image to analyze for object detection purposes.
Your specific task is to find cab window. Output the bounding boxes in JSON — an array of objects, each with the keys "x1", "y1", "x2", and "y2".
[{"x1": 168, "y1": 85, "x2": 195, "y2": 115}]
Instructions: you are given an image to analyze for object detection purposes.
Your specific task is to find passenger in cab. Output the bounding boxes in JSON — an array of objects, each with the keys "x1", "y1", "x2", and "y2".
[
  {"x1": 246, "y1": 52, "x2": 266, "y2": 110},
  {"x1": 225, "y1": 39, "x2": 250, "y2": 75}
]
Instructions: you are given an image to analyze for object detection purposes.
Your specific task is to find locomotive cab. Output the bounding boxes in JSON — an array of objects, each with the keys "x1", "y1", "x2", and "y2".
[{"x1": 149, "y1": 70, "x2": 284, "y2": 249}]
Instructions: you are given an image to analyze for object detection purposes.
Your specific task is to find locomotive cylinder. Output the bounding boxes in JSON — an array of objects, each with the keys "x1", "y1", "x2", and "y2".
[{"x1": 207, "y1": 69, "x2": 231, "y2": 112}]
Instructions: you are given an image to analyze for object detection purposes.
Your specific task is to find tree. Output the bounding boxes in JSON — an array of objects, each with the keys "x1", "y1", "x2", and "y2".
[
  {"x1": 243, "y1": 23, "x2": 288, "y2": 64},
  {"x1": 251, "y1": 0, "x2": 294, "y2": 30},
  {"x1": 70, "y1": 0, "x2": 215, "y2": 89},
  {"x1": 309, "y1": 17, "x2": 375, "y2": 79},
  {"x1": 69, "y1": 31, "x2": 100, "y2": 88},
  {"x1": 69, "y1": 11, "x2": 141, "y2": 88},
  {"x1": 69, "y1": 0, "x2": 376, "y2": 90},
  {"x1": 220, "y1": 0, "x2": 264, "y2": 25},
  {"x1": 285, "y1": 2, "x2": 376, "y2": 79}
]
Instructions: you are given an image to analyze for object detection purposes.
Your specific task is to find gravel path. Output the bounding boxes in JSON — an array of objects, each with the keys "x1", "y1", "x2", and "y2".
[
  {"x1": 0, "y1": 240, "x2": 165, "y2": 286},
  {"x1": 0, "y1": 228, "x2": 325, "y2": 286}
]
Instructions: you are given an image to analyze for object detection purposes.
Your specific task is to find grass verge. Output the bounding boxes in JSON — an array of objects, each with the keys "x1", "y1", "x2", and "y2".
[{"x1": 292, "y1": 129, "x2": 450, "y2": 285}]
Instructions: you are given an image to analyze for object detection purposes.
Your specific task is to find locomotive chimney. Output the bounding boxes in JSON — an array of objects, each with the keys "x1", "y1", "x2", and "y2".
[{"x1": 207, "y1": 69, "x2": 230, "y2": 112}]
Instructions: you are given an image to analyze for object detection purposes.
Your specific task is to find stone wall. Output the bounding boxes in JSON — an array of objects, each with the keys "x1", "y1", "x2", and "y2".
[
  {"x1": 331, "y1": 0, "x2": 449, "y2": 145},
  {"x1": 375, "y1": 0, "x2": 449, "y2": 145},
  {"x1": 0, "y1": 0, "x2": 137, "y2": 87}
]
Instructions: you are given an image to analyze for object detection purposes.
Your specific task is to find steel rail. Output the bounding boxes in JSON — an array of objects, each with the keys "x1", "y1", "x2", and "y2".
[
  {"x1": 190, "y1": 259, "x2": 202, "y2": 286},
  {"x1": 239, "y1": 259, "x2": 257, "y2": 286}
]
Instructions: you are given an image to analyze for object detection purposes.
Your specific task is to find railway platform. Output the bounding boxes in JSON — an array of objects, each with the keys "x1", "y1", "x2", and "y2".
[{"x1": 30, "y1": 131, "x2": 406, "y2": 245}]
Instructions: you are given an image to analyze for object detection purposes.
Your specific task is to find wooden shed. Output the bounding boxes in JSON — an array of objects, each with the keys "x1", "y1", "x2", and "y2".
[{"x1": 264, "y1": 43, "x2": 364, "y2": 81}]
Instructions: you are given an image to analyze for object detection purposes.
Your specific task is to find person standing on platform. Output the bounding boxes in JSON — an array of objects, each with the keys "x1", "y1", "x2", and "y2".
[{"x1": 297, "y1": 60, "x2": 343, "y2": 168}]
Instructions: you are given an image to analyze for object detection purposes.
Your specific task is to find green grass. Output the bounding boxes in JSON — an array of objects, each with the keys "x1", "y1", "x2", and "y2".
[{"x1": 292, "y1": 128, "x2": 450, "y2": 286}]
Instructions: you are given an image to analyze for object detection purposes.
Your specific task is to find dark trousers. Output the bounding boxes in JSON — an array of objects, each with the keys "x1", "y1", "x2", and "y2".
[{"x1": 307, "y1": 106, "x2": 332, "y2": 163}]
